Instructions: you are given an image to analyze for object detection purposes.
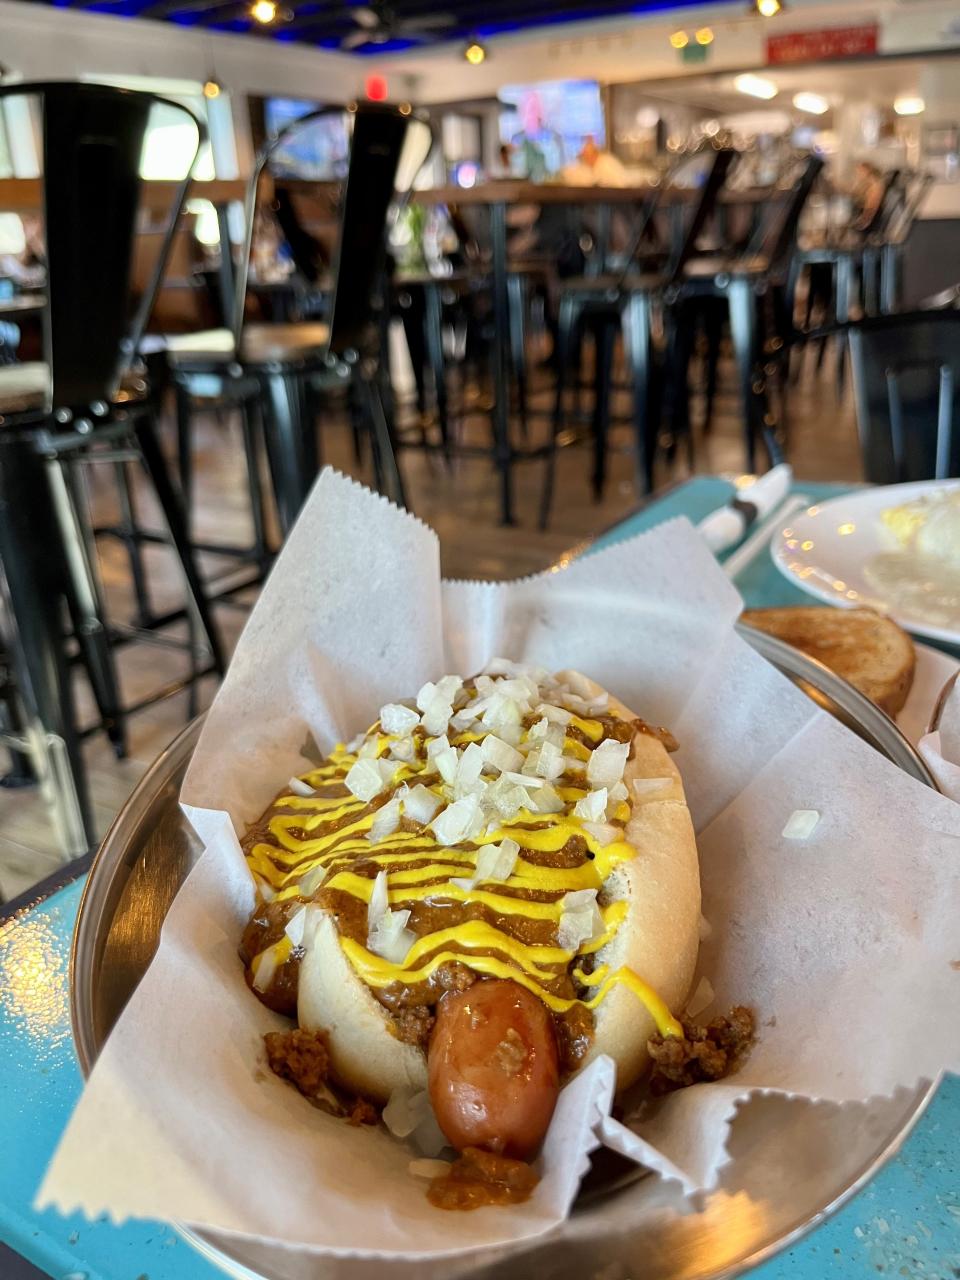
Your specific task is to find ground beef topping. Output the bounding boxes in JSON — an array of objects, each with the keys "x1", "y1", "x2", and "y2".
[
  {"x1": 264, "y1": 1028, "x2": 380, "y2": 1124},
  {"x1": 427, "y1": 1146, "x2": 540, "y2": 1211},
  {"x1": 646, "y1": 1005, "x2": 755, "y2": 1094}
]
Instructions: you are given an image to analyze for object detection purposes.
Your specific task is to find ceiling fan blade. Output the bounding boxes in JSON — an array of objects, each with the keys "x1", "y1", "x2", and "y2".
[
  {"x1": 341, "y1": 26, "x2": 377, "y2": 46},
  {"x1": 350, "y1": 5, "x2": 382, "y2": 27}
]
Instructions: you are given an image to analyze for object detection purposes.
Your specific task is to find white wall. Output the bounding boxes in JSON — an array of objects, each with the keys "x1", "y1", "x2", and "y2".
[
  {"x1": 0, "y1": 0, "x2": 365, "y2": 106},
  {"x1": 383, "y1": 0, "x2": 960, "y2": 104}
]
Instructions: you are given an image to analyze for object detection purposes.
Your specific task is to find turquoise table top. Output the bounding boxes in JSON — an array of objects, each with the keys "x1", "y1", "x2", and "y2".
[{"x1": 2, "y1": 476, "x2": 958, "y2": 1280}]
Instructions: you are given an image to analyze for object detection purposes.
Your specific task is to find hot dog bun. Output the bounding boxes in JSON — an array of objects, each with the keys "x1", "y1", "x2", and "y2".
[
  {"x1": 300, "y1": 909, "x2": 429, "y2": 1099},
  {"x1": 291, "y1": 672, "x2": 700, "y2": 1102}
]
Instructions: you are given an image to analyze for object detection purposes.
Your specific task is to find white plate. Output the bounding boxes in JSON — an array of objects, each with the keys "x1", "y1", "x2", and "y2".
[
  {"x1": 771, "y1": 481, "x2": 960, "y2": 646},
  {"x1": 897, "y1": 643, "x2": 960, "y2": 746}
]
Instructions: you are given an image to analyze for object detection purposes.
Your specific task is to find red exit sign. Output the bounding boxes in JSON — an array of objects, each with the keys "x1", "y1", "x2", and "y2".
[{"x1": 766, "y1": 23, "x2": 878, "y2": 64}]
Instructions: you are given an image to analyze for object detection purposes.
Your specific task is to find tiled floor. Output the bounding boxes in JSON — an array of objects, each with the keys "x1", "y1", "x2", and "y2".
[{"x1": 0, "y1": 340, "x2": 860, "y2": 898}]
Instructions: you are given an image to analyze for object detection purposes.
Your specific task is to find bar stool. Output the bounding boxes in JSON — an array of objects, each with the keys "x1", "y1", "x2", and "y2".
[
  {"x1": 540, "y1": 148, "x2": 736, "y2": 528},
  {"x1": 678, "y1": 155, "x2": 824, "y2": 471},
  {"x1": 847, "y1": 310, "x2": 960, "y2": 481},
  {"x1": 0, "y1": 82, "x2": 224, "y2": 855},
  {"x1": 168, "y1": 103, "x2": 433, "y2": 537}
]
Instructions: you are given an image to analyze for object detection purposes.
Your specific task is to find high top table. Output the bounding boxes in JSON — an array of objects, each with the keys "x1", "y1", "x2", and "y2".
[{"x1": 2, "y1": 476, "x2": 957, "y2": 1280}]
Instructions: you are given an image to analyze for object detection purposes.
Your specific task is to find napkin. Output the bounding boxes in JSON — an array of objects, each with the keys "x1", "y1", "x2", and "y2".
[
  {"x1": 38, "y1": 469, "x2": 960, "y2": 1263},
  {"x1": 696, "y1": 463, "x2": 793, "y2": 554}
]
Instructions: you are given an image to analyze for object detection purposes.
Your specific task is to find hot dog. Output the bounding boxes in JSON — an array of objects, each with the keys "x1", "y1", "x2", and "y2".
[{"x1": 241, "y1": 662, "x2": 701, "y2": 1170}]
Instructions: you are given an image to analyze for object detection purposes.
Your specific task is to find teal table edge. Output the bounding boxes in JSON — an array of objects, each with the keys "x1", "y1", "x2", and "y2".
[{"x1": 2, "y1": 477, "x2": 958, "y2": 1280}]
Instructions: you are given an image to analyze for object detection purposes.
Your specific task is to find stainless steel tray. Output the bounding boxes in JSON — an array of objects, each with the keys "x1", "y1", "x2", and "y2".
[{"x1": 70, "y1": 630, "x2": 938, "y2": 1280}]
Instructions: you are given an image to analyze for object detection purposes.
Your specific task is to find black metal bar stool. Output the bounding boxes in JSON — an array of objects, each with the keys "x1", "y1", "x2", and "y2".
[
  {"x1": 0, "y1": 81, "x2": 225, "y2": 856},
  {"x1": 540, "y1": 148, "x2": 736, "y2": 528},
  {"x1": 168, "y1": 103, "x2": 433, "y2": 538}
]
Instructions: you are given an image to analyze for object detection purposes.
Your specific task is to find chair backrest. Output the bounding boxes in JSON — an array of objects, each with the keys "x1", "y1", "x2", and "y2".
[
  {"x1": 743, "y1": 154, "x2": 824, "y2": 274},
  {"x1": 884, "y1": 171, "x2": 934, "y2": 247},
  {"x1": 233, "y1": 103, "x2": 433, "y2": 358},
  {"x1": 665, "y1": 147, "x2": 737, "y2": 286},
  {"x1": 848, "y1": 311, "x2": 960, "y2": 482},
  {"x1": 859, "y1": 168, "x2": 902, "y2": 240},
  {"x1": 0, "y1": 82, "x2": 204, "y2": 413}
]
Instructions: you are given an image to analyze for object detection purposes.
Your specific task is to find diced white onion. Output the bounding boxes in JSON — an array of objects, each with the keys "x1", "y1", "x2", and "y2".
[
  {"x1": 574, "y1": 788, "x2": 608, "y2": 822},
  {"x1": 537, "y1": 702, "x2": 572, "y2": 725},
  {"x1": 284, "y1": 905, "x2": 309, "y2": 948},
  {"x1": 404, "y1": 783, "x2": 442, "y2": 824},
  {"x1": 383, "y1": 1086, "x2": 432, "y2": 1138},
  {"x1": 582, "y1": 820, "x2": 620, "y2": 847},
  {"x1": 368, "y1": 908, "x2": 415, "y2": 963},
  {"x1": 632, "y1": 776, "x2": 672, "y2": 800},
  {"x1": 412, "y1": 1105, "x2": 451, "y2": 1157},
  {"x1": 389, "y1": 736, "x2": 416, "y2": 763},
  {"x1": 608, "y1": 780, "x2": 628, "y2": 803},
  {"x1": 436, "y1": 675, "x2": 463, "y2": 702},
  {"x1": 370, "y1": 796, "x2": 401, "y2": 843},
  {"x1": 409, "y1": 1158, "x2": 451, "y2": 1180},
  {"x1": 530, "y1": 784, "x2": 564, "y2": 814},
  {"x1": 346, "y1": 730, "x2": 366, "y2": 753},
  {"x1": 416, "y1": 681, "x2": 439, "y2": 712},
  {"x1": 346, "y1": 758, "x2": 385, "y2": 802},
  {"x1": 422, "y1": 695, "x2": 453, "y2": 738},
  {"x1": 434, "y1": 746, "x2": 459, "y2": 786},
  {"x1": 367, "y1": 869, "x2": 389, "y2": 930},
  {"x1": 455, "y1": 742, "x2": 485, "y2": 794},
  {"x1": 562, "y1": 888, "x2": 599, "y2": 912},
  {"x1": 474, "y1": 837, "x2": 520, "y2": 884},
  {"x1": 426, "y1": 734, "x2": 450, "y2": 759},
  {"x1": 358, "y1": 736, "x2": 380, "y2": 759},
  {"x1": 557, "y1": 889, "x2": 605, "y2": 951},
  {"x1": 523, "y1": 740, "x2": 564, "y2": 781},
  {"x1": 431, "y1": 794, "x2": 483, "y2": 846},
  {"x1": 377, "y1": 758, "x2": 399, "y2": 784},
  {"x1": 488, "y1": 782, "x2": 531, "y2": 820},
  {"x1": 252, "y1": 946, "x2": 279, "y2": 992},
  {"x1": 685, "y1": 976, "x2": 715, "y2": 1018},
  {"x1": 255, "y1": 876, "x2": 276, "y2": 901},
  {"x1": 782, "y1": 809, "x2": 820, "y2": 840},
  {"x1": 587, "y1": 739, "x2": 630, "y2": 789},
  {"x1": 502, "y1": 770, "x2": 544, "y2": 788},
  {"x1": 287, "y1": 776, "x2": 316, "y2": 798},
  {"x1": 449, "y1": 710, "x2": 477, "y2": 732},
  {"x1": 299, "y1": 863, "x2": 327, "y2": 897},
  {"x1": 380, "y1": 703, "x2": 420, "y2": 735},
  {"x1": 480, "y1": 734, "x2": 523, "y2": 775}
]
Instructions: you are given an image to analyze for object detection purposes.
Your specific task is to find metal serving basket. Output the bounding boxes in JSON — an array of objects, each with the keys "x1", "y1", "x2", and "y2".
[{"x1": 70, "y1": 626, "x2": 939, "y2": 1280}]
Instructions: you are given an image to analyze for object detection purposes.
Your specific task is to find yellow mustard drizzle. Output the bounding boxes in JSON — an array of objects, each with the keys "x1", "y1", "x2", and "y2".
[{"x1": 245, "y1": 700, "x2": 684, "y2": 1039}]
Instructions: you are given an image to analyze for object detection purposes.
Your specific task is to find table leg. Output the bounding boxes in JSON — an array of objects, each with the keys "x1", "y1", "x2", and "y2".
[
  {"x1": 0, "y1": 434, "x2": 93, "y2": 856},
  {"x1": 728, "y1": 277, "x2": 760, "y2": 473},
  {"x1": 259, "y1": 369, "x2": 316, "y2": 535},
  {"x1": 489, "y1": 201, "x2": 515, "y2": 526},
  {"x1": 215, "y1": 201, "x2": 236, "y2": 331}
]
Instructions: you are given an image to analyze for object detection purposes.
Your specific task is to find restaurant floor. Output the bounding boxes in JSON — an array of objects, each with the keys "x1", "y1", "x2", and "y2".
[{"x1": 0, "y1": 346, "x2": 861, "y2": 898}]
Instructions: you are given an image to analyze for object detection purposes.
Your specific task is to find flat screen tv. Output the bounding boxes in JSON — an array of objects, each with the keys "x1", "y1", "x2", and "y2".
[{"x1": 498, "y1": 79, "x2": 605, "y2": 177}]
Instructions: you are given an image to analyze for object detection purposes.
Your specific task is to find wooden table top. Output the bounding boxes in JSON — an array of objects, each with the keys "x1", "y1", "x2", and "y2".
[
  {"x1": 415, "y1": 181, "x2": 769, "y2": 207},
  {"x1": 0, "y1": 178, "x2": 246, "y2": 214}
]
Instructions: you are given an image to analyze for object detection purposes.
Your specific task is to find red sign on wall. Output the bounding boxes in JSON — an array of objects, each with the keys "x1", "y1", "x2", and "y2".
[{"x1": 766, "y1": 24, "x2": 878, "y2": 65}]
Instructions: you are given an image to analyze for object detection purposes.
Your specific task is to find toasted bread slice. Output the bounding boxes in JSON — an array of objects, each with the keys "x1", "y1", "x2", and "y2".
[{"x1": 740, "y1": 606, "x2": 916, "y2": 717}]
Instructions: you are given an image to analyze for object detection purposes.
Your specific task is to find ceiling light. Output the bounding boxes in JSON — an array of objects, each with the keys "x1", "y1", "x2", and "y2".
[
  {"x1": 735, "y1": 73, "x2": 778, "y2": 100},
  {"x1": 464, "y1": 40, "x2": 487, "y2": 64},
  {"x1": 669, "y1": 30, "x2": 689, "y2": 48},
  {"x1": 756, "y1": 0, "x2": 782, "y2": 17},
  {"x1": 792, "y1": 91, "x2": 828, "y2": 115},
  {"x1": 203, "y1": 79, "x2": 222, "y2": 99},
  {"x1": 894, "y1": 95, "x2": 925, "y2": 116},
  {"x1": 250, "y1": 0, "x2": 277, "y2": 23},
  {"x1": 695, "y1": 26, "x2": 714, "y2": 44}
]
